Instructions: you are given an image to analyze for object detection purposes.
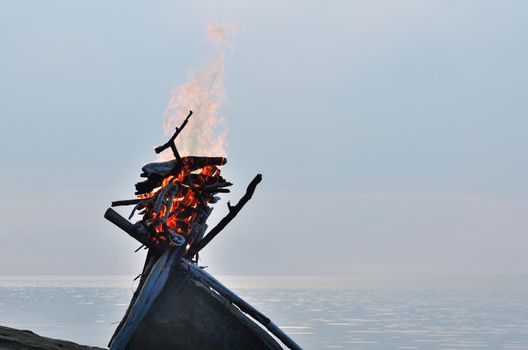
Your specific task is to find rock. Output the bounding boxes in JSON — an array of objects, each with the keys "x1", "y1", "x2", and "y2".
[{"x1": 0, "y1": 325, "x2": 104, "y2": 350}]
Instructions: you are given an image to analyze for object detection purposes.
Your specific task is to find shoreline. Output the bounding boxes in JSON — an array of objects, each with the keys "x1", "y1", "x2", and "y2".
[{"x1": 0, "y1": 325, "x2": 104, "y2": 350}]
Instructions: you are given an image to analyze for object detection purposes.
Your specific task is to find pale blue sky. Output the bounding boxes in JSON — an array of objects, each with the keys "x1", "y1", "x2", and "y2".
[{"x1": 1, "y1": 1, "x2": 527, "y2": 275}]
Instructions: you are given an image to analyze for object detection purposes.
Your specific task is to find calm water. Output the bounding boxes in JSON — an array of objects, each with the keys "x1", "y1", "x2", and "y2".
[{"x1": 1, "y1": 275, "x2": 527, "y2": 349}]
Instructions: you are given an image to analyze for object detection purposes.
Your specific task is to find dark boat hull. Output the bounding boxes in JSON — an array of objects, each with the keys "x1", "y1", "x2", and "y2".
[
  {"x1": 127, "y1": 266, "x2": 282, "y2": 350},
  {"x1": 110, "y1": 250, "x2": 283, "y2": 350}
]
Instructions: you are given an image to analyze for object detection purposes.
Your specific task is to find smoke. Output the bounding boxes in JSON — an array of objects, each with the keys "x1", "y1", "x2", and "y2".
[{"x1": 159, "y1": 22, "x2": 234, "y2": 160}]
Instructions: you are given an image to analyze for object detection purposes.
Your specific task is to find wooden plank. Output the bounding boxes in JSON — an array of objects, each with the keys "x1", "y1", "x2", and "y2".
[
  {"x1": 104, "y1": 208, "x2": 159, "y2": 253},
  {"x1": 111, "y1": 199, "x2": 142, "y2": 207}
]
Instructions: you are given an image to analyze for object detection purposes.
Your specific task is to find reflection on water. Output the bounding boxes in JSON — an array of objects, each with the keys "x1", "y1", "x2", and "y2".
[{"x1": 1, "y1": 275, "x2": 527, "y2": 349}]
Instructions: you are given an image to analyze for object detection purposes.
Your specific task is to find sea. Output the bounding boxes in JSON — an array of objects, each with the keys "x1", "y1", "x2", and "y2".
[{"x1": 0, "y1": 275, "x2": 527, "y2": 350}]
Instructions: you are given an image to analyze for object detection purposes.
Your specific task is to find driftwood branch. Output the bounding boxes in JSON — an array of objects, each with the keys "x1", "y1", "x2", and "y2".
[
  {"x1": 112, "y1": 199, "x2": 142, "y2": 207},
  {"x1": 104, "y1": 208, "x2": 159, "y2": 253},
  {"x1": 187, "y1": 174, "x2": 262, "y2": 257},
  {"x1": 202, "y1": 182, "x2": 233, "y2": 190},
  {"x1": 154, "y1": 110, "x2": 193, "y2": 160},
  {"x1": 185, "y1": 175, "x2": 207, "y2": 208},
  {"x1": 204, "y1": 188, "x2": 230, "y2": 193}
]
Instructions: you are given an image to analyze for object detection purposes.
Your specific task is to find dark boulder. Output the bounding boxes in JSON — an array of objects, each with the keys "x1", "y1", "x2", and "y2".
[{"x1": 0, "y1": 325, "x2": 104, "y2": 350}]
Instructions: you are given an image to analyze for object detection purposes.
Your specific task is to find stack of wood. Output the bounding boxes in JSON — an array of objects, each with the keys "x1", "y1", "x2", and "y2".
[
  {"x1": 104, "y1": 111, "x2": 302, "y2": 350},
  {"x1": 113, "y1": 155, "x2": 229, "y2": 252}
]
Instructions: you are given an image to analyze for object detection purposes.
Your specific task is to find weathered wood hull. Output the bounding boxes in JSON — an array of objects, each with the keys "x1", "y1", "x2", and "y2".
[
  {"x1": 127, "y1": 266, "x2": 282, "y2": 350},
  {"x1": 110, "y1": 251, "x2": 284, "y2": 350}
]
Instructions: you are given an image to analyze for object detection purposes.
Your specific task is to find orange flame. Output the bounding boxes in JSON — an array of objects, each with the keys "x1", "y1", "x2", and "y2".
[
  {"x1": 140, "y1": 158, "x2": 226, "y2": 248},
  {"x1": 159, "y1": 23, "x2": 234, "y2": 160}
]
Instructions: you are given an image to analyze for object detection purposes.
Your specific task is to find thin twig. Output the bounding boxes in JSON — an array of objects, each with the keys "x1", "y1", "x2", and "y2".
[
  {"x1": 112, "y1": 199, "x2": 142, "y2": 207},
  {"x1": 154, "y1": 110, "x2": 193, "y2": 160}
]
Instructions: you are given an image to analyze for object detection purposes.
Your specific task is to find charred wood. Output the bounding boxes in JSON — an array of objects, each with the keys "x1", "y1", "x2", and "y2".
[
  {"x1": 209, "y1": 196, "x2": 221, "y2": 204},
  {"x1": 154, "y1": 110, "x2": 193, "y2": 159},
  {"x1": 135, "y1": 157, "x2": 227, "y2": 196},
  {"x1": 104, "y1": 208, "x2": 160, "y2": 254},
  {"x1": 202, "y1": 182, "x2": 233, "y2": 190},
  {"x1": 112, "y1": 199, "x2": 142, "y2": 207},
  {"x1": 204, "y1": 188, "x2": 230, "y2": 193},
  {"x1": 183, "y1": 156, "x2": 227, "y2": 172},
  {"x1": 135, "y1": 174, "x2": 164, "y2": 196},
  {"x1": 185, "y1": 175, "x2": 207, "y2": 208}
]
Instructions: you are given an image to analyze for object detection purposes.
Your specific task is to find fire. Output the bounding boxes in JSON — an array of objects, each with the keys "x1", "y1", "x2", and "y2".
[
  {"x1": 110, "y1": 23, "x2": 236, "y2": 254},
  {"x1": 159, "y1": 22, "x2": 233, "y2": 160},
  {"x1": 134, "y1": 156, "x2": 229, "y2": 250}
]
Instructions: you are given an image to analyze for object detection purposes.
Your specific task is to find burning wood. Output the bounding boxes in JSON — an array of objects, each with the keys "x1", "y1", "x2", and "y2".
[
  {"x1": 109, "y1": 153, "x2": 231, "y2": 253},
  {"x1": 104, "y1": 111, "x2": 302, "y2": 350},
  {"x1": 108, "y1": 110, "x2": 231, "y2": 253}
]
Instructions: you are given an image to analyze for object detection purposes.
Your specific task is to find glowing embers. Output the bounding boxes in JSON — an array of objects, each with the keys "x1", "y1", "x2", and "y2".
[
  {"x1": 130, "y1": 157, "x2": 231, "y2": 250},
  {"x1": 108, "y1": 111, "x2": 232, "y2": 253}
]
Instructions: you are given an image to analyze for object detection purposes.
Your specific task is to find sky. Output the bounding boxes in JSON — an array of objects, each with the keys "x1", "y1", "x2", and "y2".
[{"x1": 0, "y1": 0, "x2": 527, "y2": 275}]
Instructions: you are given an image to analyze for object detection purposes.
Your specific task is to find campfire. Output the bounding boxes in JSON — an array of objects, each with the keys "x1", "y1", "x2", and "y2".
[
  {"x1": 106, "y1": 110, "x2": 260, "y2": 258},
  {"x1": 104, "y1": 111, "x2": 300, "y2": 350}
]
